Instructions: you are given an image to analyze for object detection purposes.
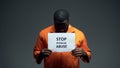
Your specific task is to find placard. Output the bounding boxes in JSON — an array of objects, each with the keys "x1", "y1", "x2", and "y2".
[{"x1": 48, "y1": 33, "x2": 75, "y2": 52}]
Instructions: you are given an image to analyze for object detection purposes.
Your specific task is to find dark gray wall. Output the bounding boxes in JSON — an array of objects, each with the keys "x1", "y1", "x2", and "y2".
[{"x1": 0, "y1": 0, "x2": 120, "y2": 68}]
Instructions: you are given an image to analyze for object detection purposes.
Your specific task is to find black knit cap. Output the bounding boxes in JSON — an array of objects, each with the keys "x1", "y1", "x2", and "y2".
[{"x1": 54, "y1": 9, "x2": 69, "y2": 22}]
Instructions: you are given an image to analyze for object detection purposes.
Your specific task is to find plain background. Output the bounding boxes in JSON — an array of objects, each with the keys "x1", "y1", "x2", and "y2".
[{"x1": 0, "y1": 0, "x2": 120, "y2": 68}]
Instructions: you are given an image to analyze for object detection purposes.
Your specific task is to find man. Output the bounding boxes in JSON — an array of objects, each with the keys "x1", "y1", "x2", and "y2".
[{"x1": 33, "y1": 9, "x2": 91, "y2": 68}]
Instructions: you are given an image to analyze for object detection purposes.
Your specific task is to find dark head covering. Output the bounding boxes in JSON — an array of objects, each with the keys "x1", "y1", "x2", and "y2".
[{"x1": 54, "y1": 9, "x2": 69, "y2": 22}]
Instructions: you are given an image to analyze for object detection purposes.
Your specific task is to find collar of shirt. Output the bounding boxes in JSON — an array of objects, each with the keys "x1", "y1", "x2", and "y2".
[{"x1": 50, "y1": 24, "x2": 75, "y2": 33}]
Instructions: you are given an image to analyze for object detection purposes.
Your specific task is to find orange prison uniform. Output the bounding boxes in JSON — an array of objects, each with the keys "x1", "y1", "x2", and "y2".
[{"x1": 33, "y1": 24, "x2": 91, "y2": 68}]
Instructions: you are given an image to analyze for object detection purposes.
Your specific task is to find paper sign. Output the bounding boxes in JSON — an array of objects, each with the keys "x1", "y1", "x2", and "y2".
[{"x1": 48, "y1": 33, "x2": 75, "y2": 52}]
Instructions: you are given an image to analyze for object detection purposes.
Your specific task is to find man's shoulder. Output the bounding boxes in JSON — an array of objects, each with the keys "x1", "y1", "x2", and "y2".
[
  {"x1": 39, "y1": 25, "x2": 54, "y2": 35},
  {"x1": 71, "y1": 26, "x2": 84, "y2": 34},
  {"x1": 71, "y1": 25, "x2": 86, "y2": 39}
]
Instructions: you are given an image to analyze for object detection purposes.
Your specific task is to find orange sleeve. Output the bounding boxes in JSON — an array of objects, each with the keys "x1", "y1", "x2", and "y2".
[
  {"x1": 33, "y1": 32, "x2": 44, "y2": 64},
  {"x1": 79, "y1": 32, "x2": 91, "y2": 63}
]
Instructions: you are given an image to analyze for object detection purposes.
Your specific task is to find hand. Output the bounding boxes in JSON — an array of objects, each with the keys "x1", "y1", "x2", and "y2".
[
  {"x1": 71, "y1": 48, "x2": 86, "y2": 57},
  {"x1": 72, "y1": 48, "x2": 90, "y2": 63},
  {"x1": 36, "y1": 49, "x2": 52, "y2": 64},
  {"x1": 40, "y1": 49, "x2": 52, "y2": 58}
]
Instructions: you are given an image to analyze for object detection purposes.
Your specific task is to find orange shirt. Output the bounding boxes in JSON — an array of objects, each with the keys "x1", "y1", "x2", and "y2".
[{"x1": 33, "y1": 24, "x2": 91, "y2": 68}]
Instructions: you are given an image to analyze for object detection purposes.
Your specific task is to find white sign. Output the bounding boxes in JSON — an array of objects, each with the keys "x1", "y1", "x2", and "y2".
[{"x1": 48, "y1": 33, "x2": 75, "y2": 52}]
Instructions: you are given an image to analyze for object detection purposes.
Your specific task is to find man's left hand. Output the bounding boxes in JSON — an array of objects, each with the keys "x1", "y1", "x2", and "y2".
[{"x1": 71, "y1": 48, "x2": 86, "y2": 57}]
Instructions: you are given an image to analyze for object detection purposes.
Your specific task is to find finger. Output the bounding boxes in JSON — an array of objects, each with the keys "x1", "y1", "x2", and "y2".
[
  {"x1": 71, "y1": 49, "x2": 75, "y2": 53},
  {"x1": 72, "y1": 50, "x2": 80, "y2": 55},
  {"x1": 44, "y1": 49, "x2": 52, "y2": 52},
  {"x1": 73, "y1": 52, "x2": 83, "y2": 57},
  {"x1": 44, "y1": 52, "x2": 51, "y2": 56},
  {"x1": 73, "y1": 51, "x2": 82, "y2": 55},
  {"x1": 74, "y1": 53, "x2": 82, "y2": 57},
  {"x1": 72, "y1": 49, "x2": 78, "y2": 53},
  {"x1": 42, "y1": 49, "x2": 52, "y2": 53},
  {"x1": 71, "y1": 48, "x2": 79, "y2": 52},
  {"x1": 74, "y1": 51, "x2": 82, "y2": 54},
  {"x1": 72, "y1": 52, "x2": 81, "y2": 57},
  {"x1": 72, "y1": 51, "x2": 83, "y2": 57},
  {"x1": 72, "y1": 50, "x2": 82, "y2": 54},
  {"x1": 43, "y1": 50, "x2": 52, "y2": 53},
  {"x1": 43, "y1": 52, "x2": 52, "y2": 57},
  {"x1": 43, "y1": 51, "x2": 52, "y2": 56},
  {"x1": 72, "y1": 48, "x2": 78, "y2": 51}
]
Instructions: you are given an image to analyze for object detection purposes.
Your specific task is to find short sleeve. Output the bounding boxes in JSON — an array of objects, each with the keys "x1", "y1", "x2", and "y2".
[
  {"x1": 79, "y1": 32, "x2": 91, "y2": 62},
  {"x1": 33, "y1": 32, "x2": 44, "y2": 60}
]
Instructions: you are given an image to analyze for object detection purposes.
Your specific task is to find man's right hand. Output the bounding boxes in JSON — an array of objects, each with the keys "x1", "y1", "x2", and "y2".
[
  {"x1": 37, "y1": 49, "x2": 52, "y2": 64},
  {"x1": 40, "y1": 49, "x2": 52, "y2": 58}
]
